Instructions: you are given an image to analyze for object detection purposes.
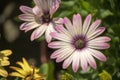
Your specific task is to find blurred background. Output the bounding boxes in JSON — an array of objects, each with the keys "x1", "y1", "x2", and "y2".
[{"x1": 0, "y1": 0, "x2": 120, "y2": 80}]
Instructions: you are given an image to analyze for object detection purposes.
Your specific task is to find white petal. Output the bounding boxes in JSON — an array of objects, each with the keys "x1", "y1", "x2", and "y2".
[
  {"x1": 62, "y1": 54, "x2": 73, "y2": 69},
  {"x1": 87, "y1": 20, "x2": 101, "y2": 35},
  {"x1": 55, "y1": 25, "x2": 72, "y2": 38},
  {"x1": 73, "y1": 14, "x2": 82, "y2": 35},
  {"x1": 30, "y1": 24, "x2": 47, "y2": 41},
  {"x1": 88, "y1": 42, "x2": 110, "y2": 50},
  {"x1": 64, "y1": 17, "x2": 75, "y2": 35},
  {"x1": 45, "y1": 23, "x2": 55, "y2": 43},
  {"x1": 56, "y1": 47, "x2": 75, "y2": 62},
  {"x1": 80, "y1": 50, "x2": 88, "y2": 71},
  {"x1": 72, "y1": 50, "x2": 80, "y2": 72},
  {"x1": 89, "y1": 49, "x2": 107, "y2": 61},
  {"x1": 50, "y1": 47, "x2": 71, "y2": 59},
  {"x1": 82, "y1": 14, "x2": 92, "y2": 35},
  {"x1": 85, "y1": 49, "x2": 97, "y2": 69},
  {"x1": 87, "y1": 27, "x2": 105, "y2": 40},
  {"x1": 34, "y1": 0, "x2": 48, "y2": 11},
  {"x1": 50, "y1": 32, "x2": 71, "y2": 42},
  {"x1": 20, "y1": 5, "x2": 33, "y2": 14},
  {"x1": 89, "y1": 36, "x2": 111, "y2": 43},
  {"x1": 19, "y1": 14, "x2": 35, "y2": 21},
  {"x1": 50, "y1": 0, "x2": 60, "y2": 15},
  {"x1": 32, "y1": 6, "x2": 43, "y2": 16},
  {"x1": 20, "y1": 22, "x2": 40, "y2": 32},
  {"x1": 48, "y1": 41, "x2": 70, "y2": 49}
]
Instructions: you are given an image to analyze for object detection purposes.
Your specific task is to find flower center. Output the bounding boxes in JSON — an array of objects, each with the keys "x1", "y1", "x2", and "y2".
[
  {"x1": 74, "y1": 39, "x2": 86, "y2": 49},
  {"x1": 42, "y1": 13, "x2": 51, "y2": 23}
]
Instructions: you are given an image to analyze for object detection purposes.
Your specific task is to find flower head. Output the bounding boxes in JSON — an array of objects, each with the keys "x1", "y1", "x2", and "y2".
[
  {"x1": 48, "y1": 14, "x2": 111, "y2": 72},
  {"x1": 19, "y1": 0, "x2": 61, "y2": 43},
  {"x1": 0, "y1": 50, "x2": 12, "y2": 77},
  {"x1": 9, "y1": 58, "x2": 45, "y2": 80}
]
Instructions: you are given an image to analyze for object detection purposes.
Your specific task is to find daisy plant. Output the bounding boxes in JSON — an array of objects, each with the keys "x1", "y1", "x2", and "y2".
[
  {"x1": 19, "y1": 0, "x2": 61, "y2": 43},
  {"x1": 9, "y1": 57, "x2": 45, "y2": 80},
  {"x1": 0, "y1": 50, "x2": 12, "y2": 77},
  {"x1": 48, "y1": 14, "x2": 111, "y2": 72}
]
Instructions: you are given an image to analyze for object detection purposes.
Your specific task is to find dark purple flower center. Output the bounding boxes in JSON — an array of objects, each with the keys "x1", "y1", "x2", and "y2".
[
  {"x1": 42, "y1": 13, "x2": 51, "y2": 23},
  {"x1": 74, "y1": 39, "x2": 86, "y2": 49},
  {"x1": 72, "y1": 36, "x2": 87, "y2": 49}
]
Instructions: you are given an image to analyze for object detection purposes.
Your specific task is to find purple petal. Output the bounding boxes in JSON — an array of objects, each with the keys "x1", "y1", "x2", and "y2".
[{"x1": 20, "y1": 5, "x2": 33, "y2": 14}]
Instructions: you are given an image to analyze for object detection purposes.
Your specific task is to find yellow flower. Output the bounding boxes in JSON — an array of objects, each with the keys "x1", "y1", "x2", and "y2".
[
  {"x1": 98, "y1": 70, "x2": 112, "y2": 80},
  {"x1": 0, "y1": 50, "x2": 12, "y2": 66},
  {"x1": 0, "y1": 67, "x2": 8, "y2": 77},
  {"x1": 0, "y1": 50, "x2": 12, "y2": 77},
  {"x1": 9, "y1": 58, "x2": 45, "y2": 80}
]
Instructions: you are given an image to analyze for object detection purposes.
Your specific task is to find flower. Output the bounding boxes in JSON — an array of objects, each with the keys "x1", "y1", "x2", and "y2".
[
  {"x1": 98, "y1": 70, "x2": 112, "y2": 80},
  {"x1": 48, "y1": 14, "x2": 111, "y2": 72},
  {"x1": 9, "y1": 58, "x2": 45, "y2": 80},
  {"x1": 19, "y1": 0, "x2": 61, "y2": 43},
  {"x1": 0, "y1": 50, "x2": 12, "y2": 77}
]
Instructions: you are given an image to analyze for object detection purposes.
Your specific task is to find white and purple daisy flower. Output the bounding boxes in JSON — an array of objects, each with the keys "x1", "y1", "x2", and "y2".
[
  {"x1": 19, "y1": 0, "x2": 61, "y2": 43},
  {"x1": 48, "y1": 14, "x2": 111, "y2": 72}
]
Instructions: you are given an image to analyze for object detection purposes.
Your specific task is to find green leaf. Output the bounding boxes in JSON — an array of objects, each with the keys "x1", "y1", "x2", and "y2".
[
  {"x1": 100, "y1": 9, "x2": 114, "y2": 18},
  {"x1": 40, "y1": 62, "x2": 55, "y2": 80}
]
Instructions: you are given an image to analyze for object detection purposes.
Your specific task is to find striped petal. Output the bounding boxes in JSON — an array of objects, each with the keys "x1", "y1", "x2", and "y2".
[
  {"x1": 55, "y1": 25, "x2": 72, "y2": 38},
  {"x1": 87, "y1": 20, "x2": 101, "y2": 35},
  {"x1": 62, "y1": 54, "x2": 73, "y2": 69},
  {"x1": 82, "y1": 14, "x2": 92, "y2": 35},
  {"x1": 19, "y1": 14, "x2": 35, "y2": 21},
  {"x1": 72, "y1": 51, "x2": 80, "y2": 72},
  {"x1": 87, "y1": 27, "x2": 105, "y2": 40},
  {"x1": 89, "y1": 49, "x2": 107, "y2": 61},
  {"x1": 73, "y1": 14, "x2": 82, "y2": 34},
  {"x1": 80, "y1": 50, "x2": 88, "y2": 71},
  {"x1": 50, "y1": 32, "x2": 71, "y2": 42},
  {"x1": 48, "y1": 41, "x2": 70, "y2": 49},
  {"x1": 56, "y1": 47, "x2": 74, "y2": 62},
  {"x1": 31, "y1": 24, "x2": 47, "y2": 41},
  {"x1": 20, "y1": 5, "x2": 33, "y2": 14},
  {"x1": 45, "y1": 23, "x2": 55, "y2": 43}
]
